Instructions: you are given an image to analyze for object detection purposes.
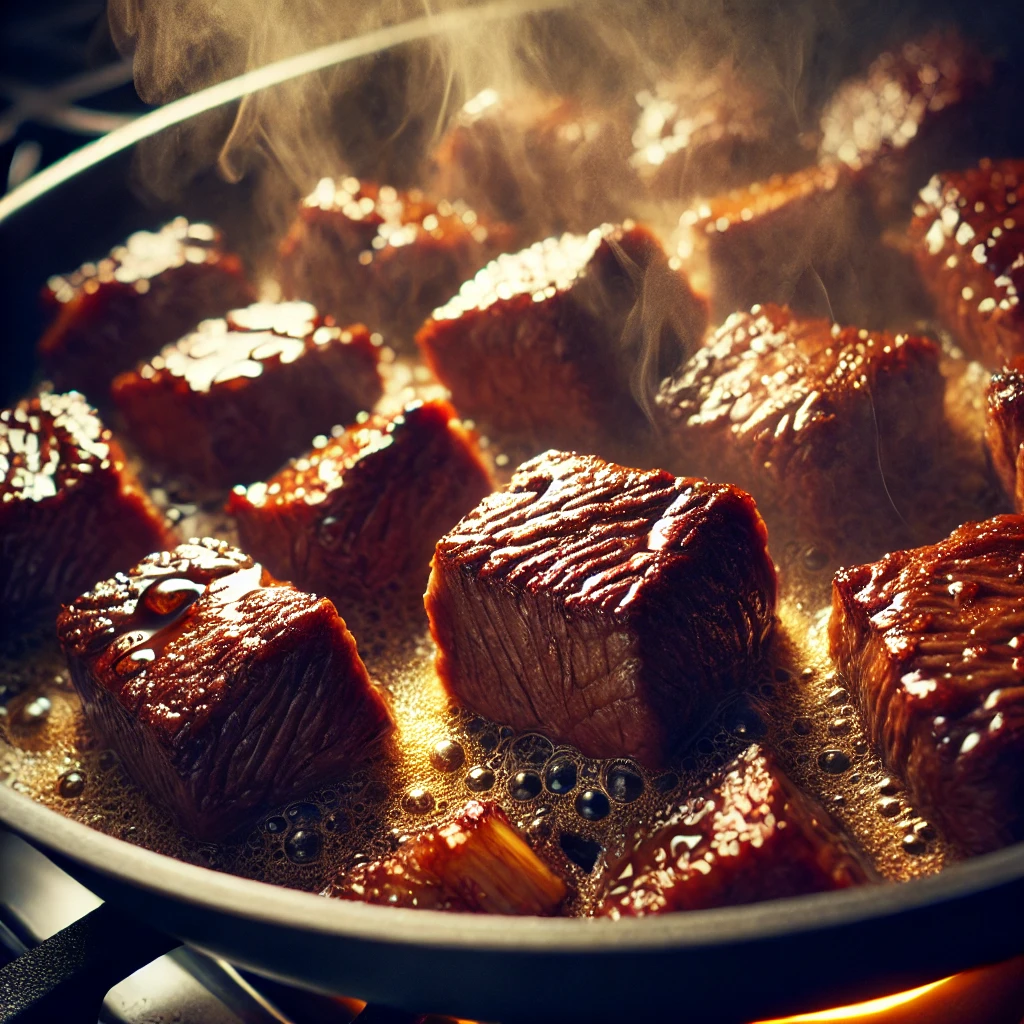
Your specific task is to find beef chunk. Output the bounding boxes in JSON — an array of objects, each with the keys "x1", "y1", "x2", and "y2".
[
  {"x1": 819, "y1": 31, "x2": 992, "y2": 221},
  {"x1": 1, "y1": 392, "x2": 169, "y2": 638},
  {"x1": 596, "y1": 745, "x2": 868, "y2": 917},
  {"x1": 111, "y1": 301, "x2": 382, "y2": 490},
  {"x1": 38, "y1": 219, "x2": 255, "y2": 403},
  {"x1": 656, "y1": 304, "x2": 944, "y2": 539},
  {"x1": 829, "y1": 515, "x2": 1024, "y2": 854},
  {"x1": 631, "y1": 61, "x2": 808, "y2": 202},
  {"x1": 323, "y1": 800, "x2": 566, "y2": 914},
  {"x1": 986, "y1": 362, "x2": 1024, "y2": 511},
  {"x1": 277, "y1": 177, "x2": 511, "y2": 348},
  {"x1": 416, "y1": 224, "x2": 708, "y2": 458},
  {"x1": 56, "y1": 538, "x2": 393, "y2": 840},
  {"x1": 909, "y1": 159, "x2": 1024, "y2": 367},
  {"x1": 429, "y1": 88, "x2": 633, "y2": 245},
  {"x1": 425, "y1": 451, "x2": 777, "y2": 768},
  {"x1": 228, "y1": 400, "x2": 491, "y2": 603}
]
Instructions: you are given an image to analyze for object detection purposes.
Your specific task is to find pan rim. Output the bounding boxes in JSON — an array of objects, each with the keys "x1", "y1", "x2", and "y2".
[{"x1": 2, "y1": 782, "x2": 1022, "y2": 952}]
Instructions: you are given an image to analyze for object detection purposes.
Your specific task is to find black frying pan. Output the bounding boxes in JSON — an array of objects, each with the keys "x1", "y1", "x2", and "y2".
[{"x1": 2, "y1": 5, "x2": 1024, "y2": 1022}]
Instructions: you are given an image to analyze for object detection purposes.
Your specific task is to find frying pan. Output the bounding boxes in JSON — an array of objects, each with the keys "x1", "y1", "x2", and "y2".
[{"x1": 2, "y1": 4, "x2": 1024, "y2": 1022}]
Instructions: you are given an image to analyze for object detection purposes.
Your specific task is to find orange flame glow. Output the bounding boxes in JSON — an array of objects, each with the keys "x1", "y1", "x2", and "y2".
[{"x1": 756, "y1": 977, "x2": 953, "y2": 1023}]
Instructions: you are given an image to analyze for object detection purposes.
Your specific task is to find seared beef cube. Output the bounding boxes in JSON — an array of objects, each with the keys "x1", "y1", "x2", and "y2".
[
  {"x1": 819, "y1": 31, "x2": 992, "y2": 222},
  {"x1": 417, "y1": 224, "x2": 708, "y2": 458},
  {"x1": 323, "y1": 800, "x2": 566, "y2": 914},
  {"x1": 909, "y1": 160, "x2": 1024, "y2": 367},
  {"x1": 829, "y1": 515, "x2": 1024, "y2": 855},
  {"x1": 631, "y1": 61, "x2": 808, "y2": 202},
  {"x1": 986, "y1": 362, "x2": 1024, "y2": 511},
  {"x1": 56, "y1": 538, "x2": 393, "y2": 840},
  {"x1": 39, "y1": 219, "x2": 255, "y2": 402},
  {"x1": 277, "y1": 177, "x2": 511, "y2": 348},
  {"x1": 596, "y1": 745, "x2": 868, "y2": 917},
  {"x1": 425, "y1": 451, "x2": 777, "y2": 768},
  {"x1": 676, "y1": 164, "x2": 859, "y2": 322},
  {"x1": 656, "y1": 304, "x2": 944, "y2": 537},
  {"x1": 1, "y1": 392, "x2": 169, "y2": 638},
  {"x1": 228, "y1": 400, "x2": 491, "y2": 603},
  {"x1": 429, "y1": 88, "x2": 633, "y2": 245},
  {"x1": 111, "y1": 301, "x2": 382, "y2": 490}
]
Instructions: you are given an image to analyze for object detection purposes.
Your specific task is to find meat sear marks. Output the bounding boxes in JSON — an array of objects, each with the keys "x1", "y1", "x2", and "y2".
[
  {"x1": 38, "y1": 219, "x2": 254, "y2": 403},
  {"x1": 596, "y1": 745, "x2": 869, "y2": 917},
  {"x1": 425, "y1": 451, "x2": 777, "y2": 768},
  {"x1": 986, "y1": 362, "x2": 1024, "y2": 511},
  {"x1": 229, "y1": 400, "x2": 492, "y2": 604},
  {"x1": 417, "y1": 224, "x2": 708, "y2": 458},
  {"x1": 830, "y1": 515, "x2": 1024, "y2": 854},
  {"x1": 656, "y1": 304, "x2": 944, "y2": 540},
  {"x1": 277, "y1": 177, "x2": 511, "y2": 347},
  {"x1": 910, "y1": 159, "x2": 1024, "y2": 368},
  {"x1": 1, "y1": 392, "x2": 170, "y2": 638},
  {"x1": 56, "y1": 538, "x2": 393, "y2": 841},
  {"x1": 323, "y1": 799, "x2": 566, "y2": 914},
  {"x1": 112, "y1": 301, "x2": 383, "y2": 489}
]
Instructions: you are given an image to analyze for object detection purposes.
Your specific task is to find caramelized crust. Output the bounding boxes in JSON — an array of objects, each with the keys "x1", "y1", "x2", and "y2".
[
  {"x1": 417, "y1": 224, "x2": 708, "y2": 458},
  {"x1": 656, "y1": 304, "x2": 944, "y2": 536},
  {"x1": 909, "y1": 159, "x2": 1024, "y2": 367},
  {"x1": 38, "y1": 219, "x2": 254, "y2": 402},
  {"x1": 986, "y1": 362, "x2": 1024, "y2": 511},
  {"x1": 278, "y1": 177, "x2": 511, "y2": 347},
  {"x1": 112, "y1": 301, "x2": 382, "y2": 489},
  {"x1": 596, "y1": 745, "x2": 868, "y2": 917},
  {"x1": 425, "y1": 451, "x2": 777, "y2": 768},
  {"x1": 0, "y1": 392, "x2": 169, "y2": 637},
  {"x1": 829, "y1": 516, "x2": 1024, "y2": 854},
  {"x1": 324, "y1": 800, "x2": 566, "y2": 915},
  {"x1": 819, "y1": 31, "x2": 991, "y2": 220},
  {"x1": 57, "y1": 538, "x2": 393, "y2": 840},
  {"x1": 229, "y1": 400, "x2": 492, "y2": 603}
]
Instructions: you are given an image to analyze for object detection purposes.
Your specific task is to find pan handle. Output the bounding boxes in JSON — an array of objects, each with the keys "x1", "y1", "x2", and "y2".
[{"x1": 0, "y1": 901, "x2": 180, "y2": 1023}]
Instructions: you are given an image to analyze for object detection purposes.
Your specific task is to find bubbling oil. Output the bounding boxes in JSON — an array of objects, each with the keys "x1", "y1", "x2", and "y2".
[{"x1": 0, "y1": 340, "x2": 1010, "y2": 915}]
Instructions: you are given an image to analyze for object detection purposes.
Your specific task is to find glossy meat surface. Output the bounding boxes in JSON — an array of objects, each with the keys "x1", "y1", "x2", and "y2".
[
  {"x1": 38, "y1": 219, "x2": 254, "y2": 402},
  {"x1": 56, "y1": 538, "x2": 394, "y2": 840},
  {"x1": 425, "y1": 451, "x2": 777, "y2": 768},
  {"x1": 596, "y1": 745, "x2": 868, "y2": 917},
  {"x1": 417, "y1": 224, "x2": 708, "y2": 457},
  {"x1": 324, "y1": 800, "x2": 566, "y2": 914},
  {"x1": 829, "y1": 516, "x2": 1024, "y2": 854},
  {"x1": 229, "y1": 400, "x2": 491, "y2": 602},
  {"x1": 429, "y1": 88, "x2": 633, "y2": 244},
  {"x1": 112, "y1": 301, "x2": 383, "y2": 489},
  {"x1": 986, "y1": 362, "x2": 1024, "y2": 511},
  {"x1": 277, "y1": 177, "x2": 511, "y2": 347},
  {"x1": 819, "y1": 31, "x2": 991, "y2": 220},
  {"x1": 909, "y1": 159, "x2": 1024, "y2": 367},
  {"x1": 0, "y1": 392, "x2": 169, "y2": 637},
  {"x1": 656, "y1": 304, "x2": 944, "y2": 534}
]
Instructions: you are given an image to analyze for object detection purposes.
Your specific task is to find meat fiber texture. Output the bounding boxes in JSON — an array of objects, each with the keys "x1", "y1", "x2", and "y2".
[
  {"x1": 277, "y1": 177, "x2": 513, "y2": 350},
  {"x1": 596, "y1": 745, "x2": 869, "y2": 917},
  {"x1": 324, "y1": 800, "x2": 566, "y2": 914},
  {"x1": 425, "y1": 451, "x2": 777, "y2": 769},
  {"x1": 0, "y1": 391, "x2": 169, "y2": 639},
  {"x1": 56, "y1": 538, "x2": 393, "y2": 841},
  {"x1": 986, "y1": 361, "x2": 1024, "y2": 511},
  {"x1": 909, "y1": 159, "x2": 1024, "y2": 368},
  {"x1": 112, "y1": 301, "x2": 383, "y2": 490},
  {"x1": 656, "y1": 304, "x2": 944, "y2": 546},
  {"x1": 818, "y1": 30, "x2": 992, "y2": 223},
  {"x1": 38, "y1": 218, "x2": 255, "y2": 404},
  {"x1": 829, "y1": 515, "x2": 1024, "y2": 855},
  {"x1": 228, "y1": 399, "x2": 492, "y2": 604},
  {"x1": 417, "y1": 223, "x2": 708, "y2": 460}
]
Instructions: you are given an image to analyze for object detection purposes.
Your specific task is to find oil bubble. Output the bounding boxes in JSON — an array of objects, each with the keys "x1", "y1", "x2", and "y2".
[
  {"x1": 285, "y1": 829, "x2": 322, "y2": 864},
  {"x1": 575, "y1": 789, "x2": 611, "y2": 822},
  {"x1": 606, "y1": 764, "x2": 644, "y2": 804},
  {"x1": 58, "y1": 770, "x2": 85, "y2": 798},
  {"x1": 402, "y1": 787, "x2": 435, "y2": 814},
  {"x1": 509, "y1": 771, "x2": 542, "y2": 801},
  {"x1": 430, "y1": 739, "x2": 466, "y2": 773},
  {"x1": 817, "y1": 749, "x2": 851, "y2": 774},
  {"x1": 545, "y1": 760, "x2": 577, "y2": 795},
  {"x1": 465, "y1": 767, "x2": 495, "y2": 793}
]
